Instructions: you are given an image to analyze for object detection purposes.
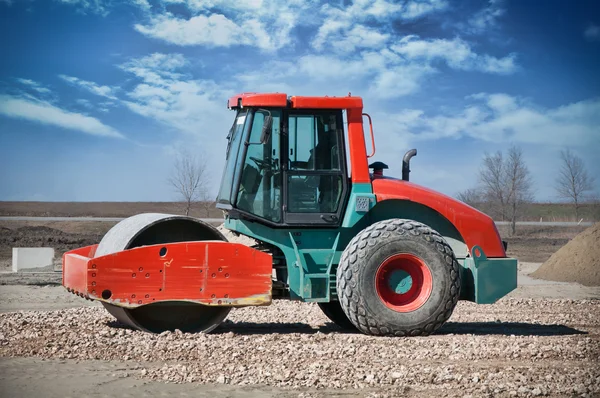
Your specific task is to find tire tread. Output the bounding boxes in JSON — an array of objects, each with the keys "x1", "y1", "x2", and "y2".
[{"x1": 336, "y1": 219, "x2": 460, "y2": 336}]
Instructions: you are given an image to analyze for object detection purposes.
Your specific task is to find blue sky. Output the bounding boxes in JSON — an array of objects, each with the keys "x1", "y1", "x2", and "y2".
[{"x1": 0, "y1": 0, "x2": 599, "y2": 202}]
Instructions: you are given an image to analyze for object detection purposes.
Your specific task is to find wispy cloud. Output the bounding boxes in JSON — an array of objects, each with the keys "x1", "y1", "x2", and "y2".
[
  {"x1": 402, "y1": 0, "x2": 448, "y2": 19},
  {"x1": 119, "y1": 53, "x2": 232, "y2": 135},
  {"x1": 391, "y1": 35, "x2": 517, "y2": 74},
  {"x1": 15, "y1": 78, "x2": 52, "y2": 94},
  {"x1": 75, "y1": 98, "x2": 114, "y2": 113},
  {"x1": 584, "y1": 24, "x2": 600, "y2": 42},
  {"x1": 387, "y1": 93, "x2": 600, "y2": 146},
  {"x1": 313, "y1": 24, "x2": 390, "y2": 53},
  {"x1": 236, "y1": 33, "x2": 517, "y2": 100},
  {"x1": 0, "y1": 94, "x2": 123, "y2": 138},
  {"x1": 76, "y1": 98, "x2": 93, "y2": 109},
  {"x1": 134, "y1": 0, "x2": 307, "y2": 52},
  {"x1": 130, "y1": 0, "x2": 150, "y2": 10},
  {"x1": 288, "y1": 51, "x2": 436, "y2": 99},
  {"x1": 318, "y1": 0, "x2": 446, "y2": 24},
  {"x1": 135, "y1": 1, "x2": 442, "y2": 53},
  {"x1": 312, "y1": 0, "x2": 447, "y2": 52},
  {"x1": 59, "y1": 74, "x2": 118, "y2": 100},
  {"x1": 57, "y1": 0, "x2": 110, "y2": 16},
  {"x1": 465, "y1": 0, "x2": 505, "y2": 34},
  {"x1": 57, "y1": 0, "x2": 149, "y2": 15},
  {"x1": 134, "y1": 13, "x2": 277, "y2": 50}
]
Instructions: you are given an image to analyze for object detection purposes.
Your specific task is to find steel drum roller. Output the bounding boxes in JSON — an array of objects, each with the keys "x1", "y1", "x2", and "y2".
[{"x1": 96, "y1": 213, "x2": 231, "y2": 333}]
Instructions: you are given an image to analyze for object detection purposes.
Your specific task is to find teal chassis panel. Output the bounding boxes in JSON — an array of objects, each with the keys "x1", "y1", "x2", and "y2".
[
  {"x1": 224, "y1": 218, "x2": 518, "y2": 304},
  {"x1": 459, "y1": 246, "x2": 518, "y2": 304},
  {"x1": 224, "y1": 183, "x2": 517, "y2": 304}
]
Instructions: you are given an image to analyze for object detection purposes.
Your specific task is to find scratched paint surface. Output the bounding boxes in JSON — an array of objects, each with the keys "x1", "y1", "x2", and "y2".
[{"x1": 63, "y1": 242, "x2": 272, "y2": 308}]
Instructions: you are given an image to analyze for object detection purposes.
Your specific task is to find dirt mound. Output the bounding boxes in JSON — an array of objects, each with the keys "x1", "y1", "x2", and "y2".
[{"x1": 531, "y1": 223, "x2": 600, "y2": 286}]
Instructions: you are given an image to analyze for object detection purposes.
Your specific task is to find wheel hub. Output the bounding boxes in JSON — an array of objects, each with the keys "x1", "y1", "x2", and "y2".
[
  {"x1": 376, "y1": 253, "x2": 433, "y2": 312},
  {"x1": 388, "y1": 269, "x2": 413, "y2": 294}
]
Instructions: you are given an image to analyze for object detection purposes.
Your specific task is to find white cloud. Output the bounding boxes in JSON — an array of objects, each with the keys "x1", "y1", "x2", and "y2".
[
  {"x1": 130, "y1": 0, "x2": 150, "y2": 10},
  {"x1": 0, "y1": 94, "x2": 123, "y2": 138},
  {"x1": 401, "y1": 0, "x2": 448, "y2": 19},
  {"x1": 157, "y1": 0, "x2": 266, "y2": 13},
  {"x1": 59, "y1": 74, "x2": 118, "y2": 100},
  {"x1": 319, "y1": 0, "x2": 446, "y2": 23},
  {"x1": 1, "y1": 0, "x2": 13, "y2": 6},
  {"x1": 312, "y1": 0, "x2": 447, "y2": 52},
  {"x1": 58, "y1": 0, "x2": 151, "y2": 15},
  {"x1": 298, "y1": 54, "x2": 377, "y2": 80},
  {"x1": 316, "y1": 24, "x2": 390, "y2": 53},
  {"x1": 584, "y1": 24, "x2": 600, "y2": 42},
  {"x1": 75, "y1": 98, "x2": 114, "y2": 113},
  {"x1": 311, "y1": 19, "x2": 348, "y2": 51},
  {"x1": 235, "y1": 37, "x2": 515, "y2": 100},
  {"x1": 233, "y1": 50, "x2": 432, "y2": 100},
  {"x1": 369, "y1": 63, "x2": 435, "y2": 98},
  {"x1": 387, "y1": 93, "x2": 600, "y2": 147},
  {"x1": 130, "y1": 52, "x2": 188, "y2": 70},
  {"x1": 119, "y1": 53, "x2": 232, "y2": 135},
  {"x1": 476, "y1": 92, "x2": 518, "y2": 113},
  {"x1": 135, "y1": 0, "x2": 308, "y2": 51},
  {"x1": 15, "y1": 78, "x2": 51, "y2": 94},
  {"x1": 135, "y1": 13, "x2": 258, "y2": 48},
  {"x1": 58, "y1": 0, "x2": 110, "y2": 16},
  {"x1": 118, "y1": 53, "x2": 189, "y2": 87},
  {"x1": 76, "y1": 98, "x2": 93, "y2": 109},
  {"x1": 391, "y1": 35, "x2": 517, "y2": 74},
  {"x1": 466, "y1": 0, "x2": 505, "y2": 34},
  {"x1": 137, "y1": 1, "x2": 447, "y2": 53},
  {"x1": 260, "y1": 33, "x2": 517, "y2": 100}
]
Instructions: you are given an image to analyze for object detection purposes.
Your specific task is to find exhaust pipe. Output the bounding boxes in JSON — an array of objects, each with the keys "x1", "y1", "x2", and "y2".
[{"x1": 402, "y1": 149, "x2": 417, "y2": 181}]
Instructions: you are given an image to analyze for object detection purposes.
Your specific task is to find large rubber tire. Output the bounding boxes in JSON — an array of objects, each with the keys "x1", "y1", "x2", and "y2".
[
  {"x1": 336, "y1": 219, "x2": 460, "y2": 336},
  {"x1": 317, "y1": 301, "x2": 356, "y2": 330}
]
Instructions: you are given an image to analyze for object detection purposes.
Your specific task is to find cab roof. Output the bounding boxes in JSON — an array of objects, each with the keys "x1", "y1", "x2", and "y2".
[{"x1": 228, "y1": 92, "x2": 363, "y2": 110}]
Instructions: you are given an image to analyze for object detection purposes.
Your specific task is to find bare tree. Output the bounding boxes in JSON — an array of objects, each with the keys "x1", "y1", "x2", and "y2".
[
  {"x1": 504, "y1": 146, "x2": 534, "y2": 235},
  {"x1": 478, "y1": 145, "x2": 533, "y2": 235},
  {"x1": 168, "y1": 150, "x2": 209, "y2": 216},
  {"x1": 555, "y1": 149, "x2": 596, "y2": 220},
  {"x1": 479, "y1": 151, "x2": 507, "y2": 221},
  {"x1": 198, "y1": 189, "x2": 216, "y2": 218},
  {"x1": 456, "y1": 188, "x2": 483, "y2": 208}
]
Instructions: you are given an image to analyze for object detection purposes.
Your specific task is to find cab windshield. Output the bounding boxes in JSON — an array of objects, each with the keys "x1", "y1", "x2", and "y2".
[
  {"x1": 216, "y1": 109, "x2": 282, "y2": 222},
  {"x1": 235, "y1": 109, "x2": 282, "y2": 222},
  {"x1": 216, "y1": 110, "x2": 248, "y2": 207}
]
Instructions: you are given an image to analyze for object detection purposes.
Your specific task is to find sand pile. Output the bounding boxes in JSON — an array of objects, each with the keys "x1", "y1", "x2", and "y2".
[{"x1": 531, "y1": 222, "x2": 600, "y2": 286}]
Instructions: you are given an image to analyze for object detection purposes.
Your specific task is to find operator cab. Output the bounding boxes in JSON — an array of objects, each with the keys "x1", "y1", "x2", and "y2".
[{"x1": 216, "y1": 98, "x2": 349, "y2": 227}]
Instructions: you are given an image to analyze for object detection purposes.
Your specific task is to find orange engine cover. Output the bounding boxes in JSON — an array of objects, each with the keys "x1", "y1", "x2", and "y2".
[{"x1": 63, "y1": 241, "x2": 272, "y2": 308}]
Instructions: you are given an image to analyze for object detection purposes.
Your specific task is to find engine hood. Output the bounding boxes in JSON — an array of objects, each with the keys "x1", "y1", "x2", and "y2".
[{"x1": 372, "y1": 177, "x2": 506, "y2": 258}]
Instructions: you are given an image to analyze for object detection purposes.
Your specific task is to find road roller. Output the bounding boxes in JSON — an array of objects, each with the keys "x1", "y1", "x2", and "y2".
[{"x1": 63, "y1": 92, "x2": 518, "y2": 336}]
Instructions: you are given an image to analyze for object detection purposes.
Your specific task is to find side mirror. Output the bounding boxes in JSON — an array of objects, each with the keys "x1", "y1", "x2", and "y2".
[{"x1": 260, "y1": 115, "x2": 273, "y2": 144}]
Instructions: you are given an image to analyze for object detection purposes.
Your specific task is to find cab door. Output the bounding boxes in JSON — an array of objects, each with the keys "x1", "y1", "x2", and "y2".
[{"x1": 283, "y1": 110, "x2": 348, "y2": 226}]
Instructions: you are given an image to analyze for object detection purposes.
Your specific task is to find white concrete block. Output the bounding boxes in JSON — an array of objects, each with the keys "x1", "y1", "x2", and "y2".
[{"x1": 12, "y1": 248, "x2": 55, "y2": 272}]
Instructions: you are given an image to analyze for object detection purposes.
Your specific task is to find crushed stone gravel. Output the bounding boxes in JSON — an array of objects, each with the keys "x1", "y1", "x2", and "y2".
[{"x1": 1, "y1": 298, "x2": 599, "y2": 396}]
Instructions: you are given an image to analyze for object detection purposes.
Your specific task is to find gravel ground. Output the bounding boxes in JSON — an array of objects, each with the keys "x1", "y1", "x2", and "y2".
[
  {"x1": 1, "y1": 222, "x2": 599, "y2": 397},
  {"x1": 1, "y1": 297, "x2": 599, "y2": 397}
]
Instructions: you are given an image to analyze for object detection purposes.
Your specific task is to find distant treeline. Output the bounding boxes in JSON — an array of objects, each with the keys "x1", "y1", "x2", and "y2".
[
  {"x1": 0, "y1": 201, "x2": 598, "y2": 222},
  {"x1": 465, "y1": 201, "x2": 600, "y2": 222}
]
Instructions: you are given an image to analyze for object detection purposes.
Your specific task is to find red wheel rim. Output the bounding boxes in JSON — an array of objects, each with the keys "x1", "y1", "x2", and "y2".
[{"x1": 375, "y1": 253, "x2": 433, "y2": 312}]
